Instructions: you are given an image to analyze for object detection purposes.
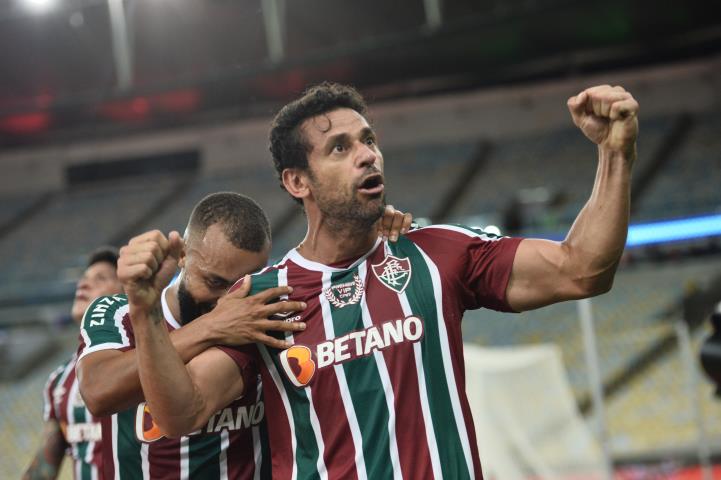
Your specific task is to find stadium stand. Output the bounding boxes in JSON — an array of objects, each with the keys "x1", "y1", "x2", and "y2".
[
  {"x1": 0, "y1": 192, "x2": 48, "y2": 231},
  {"x1": 463, "y1": 254, "x2": 721, "y2": 463},
  {"x1": 463, "y1": 256, "x2": 721, "y2": 396},
  {"x1": 381, "y1": 141, "x2": 480, "y2": 218},
  {"x1": 0, "y1": 174, "x2": 183, "y2": 304},
  {"x1": 635, "y1": 109, "x2": 721, "y2": 221},
  {"x1": 137, "y1": 167, "x2": 292, "y2": 237},
  {"x1": 1, "y1": 82, "x2": 720, "y2": 478},
  {"x1": 0, "y1": 331, "x2": 77, "y2": 479},
  {"x1": 607, "y1": 324, "x2": 721, "y2": 457},
  {"x1": 447, "y1": 114, "x2": 677, "y2": 234}
]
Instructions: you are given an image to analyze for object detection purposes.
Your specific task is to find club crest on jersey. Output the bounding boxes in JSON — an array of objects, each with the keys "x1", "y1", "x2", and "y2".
[
  {"x1": 372, "y1": 255, "x2": 412, "y2": 293},
  {"x1": 323, "y1": 273, "x2": 364, "y2": 308}
]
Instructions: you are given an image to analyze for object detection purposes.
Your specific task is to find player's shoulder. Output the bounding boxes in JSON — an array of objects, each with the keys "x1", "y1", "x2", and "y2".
[
  {"x1": 405, "y1": 223, "x2": 506, "y2": 242},
  {"x1": 45, "y1": 359, "x2": 71, "y2": 386},
  {"x1": 81, "y1": 294, "x2": 129, "y2": 327},
  {"x1": 229, "y1": 261, "x2": 287, "y2": 294}
]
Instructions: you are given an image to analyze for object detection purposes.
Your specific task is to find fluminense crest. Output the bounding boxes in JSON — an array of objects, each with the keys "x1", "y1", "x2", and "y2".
[{"x1": 372, "y1": 255, "x2": 412, "y2": 294}]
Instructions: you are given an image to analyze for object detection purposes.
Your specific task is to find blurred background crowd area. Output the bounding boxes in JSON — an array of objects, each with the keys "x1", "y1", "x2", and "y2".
[{"x1": 1, "y1": 0, "x2": 721, "y2": 478}]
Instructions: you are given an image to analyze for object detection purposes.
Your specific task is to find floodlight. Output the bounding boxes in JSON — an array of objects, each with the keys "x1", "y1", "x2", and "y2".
[{"x1": 22, "y1": 0, "x2": 57, "y2": 14}]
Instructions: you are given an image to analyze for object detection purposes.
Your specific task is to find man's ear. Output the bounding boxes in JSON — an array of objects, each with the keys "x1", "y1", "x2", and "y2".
[{"x1": 282, "y1": 168, "x2": 311, "y2": 201}]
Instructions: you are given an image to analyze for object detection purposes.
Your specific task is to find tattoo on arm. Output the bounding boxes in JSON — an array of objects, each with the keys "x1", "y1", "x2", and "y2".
[
  {"x1": 150, "y1": 301, "x2": 164, "y2": 326},
  {"x1": 22, "y1": 421, "x2": 67, "y2": 480}
]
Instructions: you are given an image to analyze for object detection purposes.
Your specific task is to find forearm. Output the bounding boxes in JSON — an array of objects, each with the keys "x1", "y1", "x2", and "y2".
[
  {"x1": 22, "y1": 422, "x2": 66, "y2": 480},
  {"x1": 80, "y1": 318, "x2": 218, "y2": 416},
  {"x1": 563, "y1": 146, "x2": 634, "y2": 291},
  {"x1": 22, "y1": 451, "x2": 62, "y2": 480},
  {"x1": 131, "y1": 304, "x2": 207, "y2": 437}
]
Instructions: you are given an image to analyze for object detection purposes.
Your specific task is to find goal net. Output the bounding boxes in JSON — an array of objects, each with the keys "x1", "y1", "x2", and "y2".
[{"x1": 464, "y1": 343, "x2": 607, "y2": 480}]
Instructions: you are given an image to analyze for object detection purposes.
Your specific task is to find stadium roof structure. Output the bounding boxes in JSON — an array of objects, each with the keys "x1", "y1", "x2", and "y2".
[{"x1": 0, "y1": 0, "x2": 720, "y2": 147}]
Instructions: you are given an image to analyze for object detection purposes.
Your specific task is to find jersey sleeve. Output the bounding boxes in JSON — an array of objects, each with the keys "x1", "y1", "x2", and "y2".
[
  {"x1": 216, "y1": 345, "x2": 259, "y2": 393},
  {"x1": 78, "y1": 294, "x2": 134, "y2": 362},
  {"x1": 42, "y1": 363, "x2": 66, "y2": 422},
  {"x1": 409, "y1": 225, "x2": 522, "y2": 312}
]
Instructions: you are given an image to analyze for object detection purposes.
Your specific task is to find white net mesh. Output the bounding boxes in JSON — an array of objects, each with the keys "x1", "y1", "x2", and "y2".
[{"x1": 464, "y1": 343, "x2": 607, "y2": 480}]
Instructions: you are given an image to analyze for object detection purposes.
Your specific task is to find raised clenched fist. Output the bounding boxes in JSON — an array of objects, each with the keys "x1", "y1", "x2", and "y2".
[
  {"x1": 567, "y1": 85, "x2": 639, "y2": 158},
  {"x1": 118, "y1": 230, "x2": 183, "y2": 311}
]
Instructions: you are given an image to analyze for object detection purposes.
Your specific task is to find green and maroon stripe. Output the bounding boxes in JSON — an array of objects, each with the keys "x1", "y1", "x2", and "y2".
[{"x1": 390, "y1": 237, "x2": 474, "y2": 479}]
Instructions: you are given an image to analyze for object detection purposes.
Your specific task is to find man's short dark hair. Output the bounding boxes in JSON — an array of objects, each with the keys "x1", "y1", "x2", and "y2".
[
  {"x1": 187, "y1": 192, "x2": 271, "y2": 252},
  {"x1": 269, "y1": 82, "x2": 368, "y2": 203},
  {"x1": 87, "y1": 246, "x2": 119, "y2": 269}
]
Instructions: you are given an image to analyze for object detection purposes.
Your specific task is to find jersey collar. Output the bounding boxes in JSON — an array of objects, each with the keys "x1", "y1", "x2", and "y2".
[
  {"x1": 286, "y1": 237, "x2": 383, "y2": 273},
  {"x1": 161, "y1": 282, "x2": 182, "y2": 330}
]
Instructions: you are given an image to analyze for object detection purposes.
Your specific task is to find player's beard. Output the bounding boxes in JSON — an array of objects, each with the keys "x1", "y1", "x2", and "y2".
[
  {"x1": 177, "y1": 280, "x2": 214, "y2": 325},
  {"x1": 309, "y1": 170, "x2": 385, "y2": 234}
]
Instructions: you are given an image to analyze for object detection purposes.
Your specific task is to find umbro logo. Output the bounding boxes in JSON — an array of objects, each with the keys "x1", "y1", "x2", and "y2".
[{"x1": 270, "y1": 311, "x2": 303, "y2": 323}]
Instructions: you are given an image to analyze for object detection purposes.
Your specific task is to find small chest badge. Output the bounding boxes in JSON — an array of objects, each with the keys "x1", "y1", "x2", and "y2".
[
  {"x1": 372, "y1": 256, "x2": 412, "y2": 294},
  {"x1": 324, "y1": 273, "x2": 364, "y2": 309}
]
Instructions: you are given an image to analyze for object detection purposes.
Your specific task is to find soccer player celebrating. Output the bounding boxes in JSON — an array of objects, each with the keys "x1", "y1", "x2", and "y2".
[
  {"x1": 24, "y1": 248, "x2": 123, "y2": 480},
  {"x1": 76, "y1": 192, "x2": 411, "y2": 479},
  {"x1": 127, "y1": 83, "x2": 638, "y2": 479}
]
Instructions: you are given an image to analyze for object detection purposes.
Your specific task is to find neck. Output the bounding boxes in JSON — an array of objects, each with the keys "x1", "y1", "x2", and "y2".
[
  {"x1": 297, "y1": 209, "x2": 379, "y2": 264},
  {"x1": 165, "y1": 281, "x2": 181, "y2": 322}
]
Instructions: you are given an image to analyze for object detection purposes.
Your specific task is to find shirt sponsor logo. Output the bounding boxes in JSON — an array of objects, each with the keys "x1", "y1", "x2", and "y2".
[
  {"x1": 372, "y1": 256, "x2": 412, "y2": 293},
  {"x1": 323, "y1": 273, "x2": 364, "y2": 308},
  {"x1": 278, "y1": 346, "x2": 316, "y2": 388},
  {"x1": 279, "y1": 316, "x2": 425, "y2": 387},
  {"x1": 135, "y1": 399, "x2": 265, "y2": 443},
  {"x1": 64, "y1": 422, "x2": 102, "y2": 443}
]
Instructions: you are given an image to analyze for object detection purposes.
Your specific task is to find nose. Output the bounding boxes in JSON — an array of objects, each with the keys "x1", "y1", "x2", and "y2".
[
  {"x1": 356, "y1": 141, "x2": 379, "y2": 170},
  {"x1": 77, "y1": 276, "x2": 90, "y2": 289}
]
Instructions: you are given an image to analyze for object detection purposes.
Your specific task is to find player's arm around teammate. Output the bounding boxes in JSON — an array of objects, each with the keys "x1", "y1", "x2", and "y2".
[
  {"x1": 115, "y1": 231, "x2": 305, "y2": 437},
  {"x1": 76, "y1": 204, "x2": 410, "y2": 417},
  {"x1": 122, "y1": 212, "x2": 413, "y2": 438},
  {"x1": 76, "y1": 230, "x2": 306, "y2": 417},
  {"x1": 505, "y1": 85, "x2": 639, "y2": 312}
]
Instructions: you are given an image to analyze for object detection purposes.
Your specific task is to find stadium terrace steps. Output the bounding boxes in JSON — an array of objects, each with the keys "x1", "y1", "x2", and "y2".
[
  {"x1": 0, "y1": 175, "x2": 183, "y2": 305},
  {"x1": 463, "y1": 256, "x2": 721, "y2": 396},
  {"x1": 463, "y1": 255, "x2": 721, "y2": 458},
  {"x1": 134, "y1": 167, "x2": 293, "y2": 238},
  {"x1": 635, "y1": 109, "x2": 721, "y2": 221},
  {"x1": 448, "y1": 113, "x2": 676, "y2": 232}
]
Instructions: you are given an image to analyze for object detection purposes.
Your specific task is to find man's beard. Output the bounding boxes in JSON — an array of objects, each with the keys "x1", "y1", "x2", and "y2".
[
  {"x1": 311, "y1": 173, "x2": 385, "y2": 234},
  {"x1": 177, "y1": 280, "x2": 214, "y2": 325}
]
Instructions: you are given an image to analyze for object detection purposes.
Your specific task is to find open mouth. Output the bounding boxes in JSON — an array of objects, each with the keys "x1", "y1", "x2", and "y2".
[{"x1": 357, "y1": 173, "x2": 384, "y2": 196}]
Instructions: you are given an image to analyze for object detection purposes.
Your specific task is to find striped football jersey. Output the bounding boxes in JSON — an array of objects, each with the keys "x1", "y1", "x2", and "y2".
[
  {"x1": 226, "y1": 224, "x2": 522, "y2": 480},
  {"x1": 78, "y1": 286, "x2": 271, "y2": 480},
  {"x1": 44, "y1": 354, "x2": 103, "y2": 480}
]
